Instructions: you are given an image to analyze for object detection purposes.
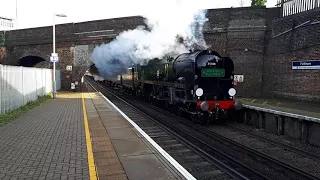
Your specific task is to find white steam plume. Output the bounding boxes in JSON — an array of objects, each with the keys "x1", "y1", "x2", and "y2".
[
  {"x1": 93, "y1": 75, "x2": 105, "y2": 81},
  {"x1": 91, "y1": 0, "x2": 212, "y2": 78}
]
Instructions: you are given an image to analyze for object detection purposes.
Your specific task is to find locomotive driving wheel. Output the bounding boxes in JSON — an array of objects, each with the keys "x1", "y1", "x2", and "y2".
[
  {"x1": 190, "y1": 114, "x2": 198, "y2": 123},
  {"x1": 191, "y1": 113, "x2": 208, "y2": 125},
  {"x1": 164, "y1": 101, "x2": 170, "y2": 110},
  {"x1": 199, "y1": 113, "x2": 208, "y2": 125}
]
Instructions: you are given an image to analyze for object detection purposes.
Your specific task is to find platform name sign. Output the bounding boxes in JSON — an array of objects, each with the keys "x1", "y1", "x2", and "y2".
[
  {"x1": 50, "y1": 53, "x2": 59, "y2": 63},
  {"x1": 292, "y1": 60, "x2": 320, "y2": 70}
]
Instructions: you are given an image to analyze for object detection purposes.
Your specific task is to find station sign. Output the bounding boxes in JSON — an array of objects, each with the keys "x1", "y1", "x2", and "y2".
[
  {"x1": 50, "y1": 53, "x2": 59, "y2": 63},
  {"x1": 234, "y1": 75, "x2": 244, "y2": 82},
  {"x1": 292, "y1": 60, "x2": 320, "y2": 70},
  {"x1": 71, "y1": 83, "x2": 75, "y2": 90},
  {"x1": 66, "y1": 65, "x2": 72, "y2": 71}
]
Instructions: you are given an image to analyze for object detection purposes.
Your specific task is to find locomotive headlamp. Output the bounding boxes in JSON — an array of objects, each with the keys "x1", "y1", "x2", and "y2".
[
  {"x1": 228, "y1": 88, "x2": 236, "y2": 96},
  {"x1": 196, "y1": 88, "x2": 203, "y2": 96}
]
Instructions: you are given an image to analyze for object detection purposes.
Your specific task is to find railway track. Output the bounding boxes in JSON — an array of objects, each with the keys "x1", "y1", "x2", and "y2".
[
  {"x1": 88, "y1": 77, "x2": 320, "y2": 180},
  {"x1": 224, "y1": 124, "x2": 320, "y2": 160},
  {"x1": 219, "y1": 124, "x2": 320, "y2": 176},
  {"x1": 87, "y1": 78, "x2": 267, "y2": 180},
  {"x1": 132, "y1": 99, "x2": 320, "y2": 180}
]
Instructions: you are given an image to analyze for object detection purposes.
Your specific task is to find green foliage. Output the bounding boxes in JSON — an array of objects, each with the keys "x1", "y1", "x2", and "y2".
[
  {"x1": 0, "y1": 93, "x2": 52, "y2": 126},
  {"x1": 251, "y1": 0, "x2": 267, "y2": 6}
]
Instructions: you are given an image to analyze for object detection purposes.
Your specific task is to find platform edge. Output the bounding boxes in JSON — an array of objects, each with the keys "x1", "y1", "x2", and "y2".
[
  {"x1": 243, "y1": 104, "x2": 320, "y2": 123},
  {"x1": 96, "y1": 91, "x2": 196, "y2": 180}
]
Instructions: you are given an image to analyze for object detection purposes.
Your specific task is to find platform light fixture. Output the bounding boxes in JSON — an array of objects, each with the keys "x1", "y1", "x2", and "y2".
[{"x1": 52, "y1": 13, "x2": 67, "y2": 99}]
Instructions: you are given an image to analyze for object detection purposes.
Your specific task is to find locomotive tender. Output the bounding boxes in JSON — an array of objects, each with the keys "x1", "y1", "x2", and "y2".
[{"x1": 104, "y1": 49, "x2": 242, "y2": 124}]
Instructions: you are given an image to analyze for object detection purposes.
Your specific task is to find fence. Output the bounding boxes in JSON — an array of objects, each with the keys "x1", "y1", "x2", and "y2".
[
  {"x1": 277, "y1": 0, "x2": 320, "y2": 17},
  {"x1": 0, "y1": 65, "x2": 61, "y2": 115}
]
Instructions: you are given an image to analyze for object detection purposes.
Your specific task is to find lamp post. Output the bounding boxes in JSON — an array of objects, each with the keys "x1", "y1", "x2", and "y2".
[
  {"x1": 52, "y1": 13, "x2": 67, "y2": 99},
  {"x1": 16, "y1": 0, "x2": 18, "y2": 29}
]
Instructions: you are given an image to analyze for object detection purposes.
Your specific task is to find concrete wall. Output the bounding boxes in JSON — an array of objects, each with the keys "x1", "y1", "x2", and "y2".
[
  {"x1": 0, "y1": 64, "x2": 61, "y2": 114},
  {"x1": 263, "y1": 8, "x2": 320, "y2": 102},
  {"x1": 240, "y1": 108, "x2": 320, "y2": 147}
]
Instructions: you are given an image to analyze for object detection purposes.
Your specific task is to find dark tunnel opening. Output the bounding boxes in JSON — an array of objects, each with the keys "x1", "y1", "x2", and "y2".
[{"x1": 18, "y1": 56, "x2": 46, "y2": 67}]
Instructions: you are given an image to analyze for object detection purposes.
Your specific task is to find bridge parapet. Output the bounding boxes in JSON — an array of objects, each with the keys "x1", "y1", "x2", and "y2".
[{"x1": 5, "y1": 16, "x2": 145, "y2": 46}]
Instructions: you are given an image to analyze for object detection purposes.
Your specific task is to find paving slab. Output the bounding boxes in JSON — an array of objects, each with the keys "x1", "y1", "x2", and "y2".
[
  {"x1": 119, "y1": 154, "x2": 178, "y2": 180},
  {"x1": 111, "y1": 138, "x2": 153, "y2": 156},
  {"x1": 0, "y1": 91, "x2": 89, "y2": 180}
]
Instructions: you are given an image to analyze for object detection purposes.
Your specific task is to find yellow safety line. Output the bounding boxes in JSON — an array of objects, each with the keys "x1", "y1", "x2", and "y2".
[{"x1": 81, "y1": 93, "x2": 98, "y2": 180}]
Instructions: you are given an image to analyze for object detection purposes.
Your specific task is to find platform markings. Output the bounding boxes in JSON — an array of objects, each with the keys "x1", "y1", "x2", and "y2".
[{"x1": 81, "y1": 93, "x2": 98, "y2": 180}]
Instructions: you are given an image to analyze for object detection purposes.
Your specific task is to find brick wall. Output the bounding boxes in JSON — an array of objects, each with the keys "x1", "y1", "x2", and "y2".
[
  {"x1": 263, "y1": 8, "x2": 320, "y2": 102},
  {"x1": 204, "y1": 7, "x2": 277, "y2": 98}
]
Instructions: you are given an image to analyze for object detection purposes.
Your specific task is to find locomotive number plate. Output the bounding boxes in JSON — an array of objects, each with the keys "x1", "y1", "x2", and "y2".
[{"x1": 201, "y1": 68, "x2": 225, "y2": 77}]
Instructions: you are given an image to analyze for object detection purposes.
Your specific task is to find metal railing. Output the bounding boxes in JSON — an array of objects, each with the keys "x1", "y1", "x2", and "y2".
[{"x1": 277, "y1": 0, "x2": 320, "y2": 17}]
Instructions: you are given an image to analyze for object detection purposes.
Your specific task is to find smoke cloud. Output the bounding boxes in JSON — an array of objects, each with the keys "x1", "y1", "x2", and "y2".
[
  {"x1": 91, "y1": 0, "x2": 212, "y2": 78},
  {"x1": 93, "y1": 75, "x2": 105, "y2": 81}
]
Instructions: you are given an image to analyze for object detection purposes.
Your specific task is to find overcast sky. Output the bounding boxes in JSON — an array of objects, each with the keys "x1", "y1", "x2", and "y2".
[{"x1": 0, "y1": 0, "x2": 278, "y2": 29}]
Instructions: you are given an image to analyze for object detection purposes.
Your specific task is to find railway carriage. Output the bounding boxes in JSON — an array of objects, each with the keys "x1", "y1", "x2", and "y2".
[{"x1": 102, "y1": 49, "x2": 242, "y2": 125}]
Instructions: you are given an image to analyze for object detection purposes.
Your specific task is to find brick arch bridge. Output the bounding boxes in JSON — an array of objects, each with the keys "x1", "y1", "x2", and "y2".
[{"x1": 1, "y1": 16, "x2": 146, "y2": 90}]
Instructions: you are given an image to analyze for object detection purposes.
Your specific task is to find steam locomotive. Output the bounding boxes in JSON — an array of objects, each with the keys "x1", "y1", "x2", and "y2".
[{"x1": 103, "y1": 49, "x2": 242, "y2": 124}]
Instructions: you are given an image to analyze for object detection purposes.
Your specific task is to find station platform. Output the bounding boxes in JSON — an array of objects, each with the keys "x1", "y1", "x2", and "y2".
[
  {"x1": 0, "y1": 91, "x2": 190, "y2": 180},
  {"x1": 237, "y1": 97, "x2": 320, "y2": 122}
]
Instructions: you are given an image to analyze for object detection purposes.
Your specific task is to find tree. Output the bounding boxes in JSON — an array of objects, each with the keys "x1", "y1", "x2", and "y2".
[{"x1": 251, "y1": 0, "x2": 267, "y2": 6}]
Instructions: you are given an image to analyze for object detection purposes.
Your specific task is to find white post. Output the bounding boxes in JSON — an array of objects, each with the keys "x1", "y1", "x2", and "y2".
[
  {"x1": 15, "y1": 0, "x2": 18, "y2": 29},
  {"x1": 52, "y1": 14, "x2": 56, "y2": 99},
  {"x1": 51, "y1": 13, "x2": 66, "y2": 99}
]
